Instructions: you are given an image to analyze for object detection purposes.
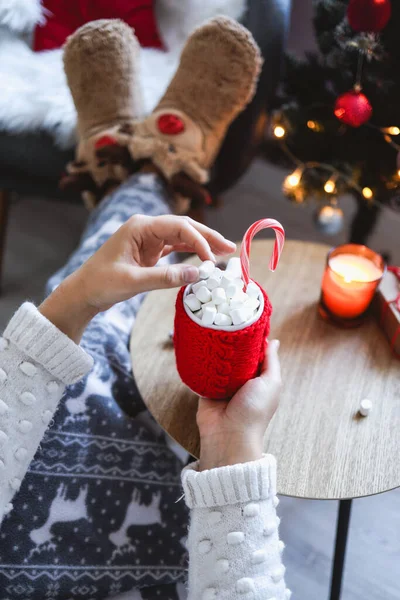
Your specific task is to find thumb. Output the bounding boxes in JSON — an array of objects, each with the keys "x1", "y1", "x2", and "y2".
[{"x1": 132, "y1": 263, "x2": 200, "y2": 293}]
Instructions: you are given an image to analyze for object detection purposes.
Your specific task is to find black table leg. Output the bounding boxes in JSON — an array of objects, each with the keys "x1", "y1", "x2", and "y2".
[{"x1": 329, "y1": 499, "x2": 352, "y2": 600}]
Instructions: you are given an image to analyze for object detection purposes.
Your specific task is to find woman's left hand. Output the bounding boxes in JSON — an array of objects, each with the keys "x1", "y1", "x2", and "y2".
[{"x1": 39, "y1": 214, "x2": 236, "y2": 343}]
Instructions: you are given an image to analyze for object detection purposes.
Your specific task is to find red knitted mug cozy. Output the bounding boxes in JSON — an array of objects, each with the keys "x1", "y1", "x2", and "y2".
[{"x1": 174, "y1": 219, "x2": 285, "y2": 399}]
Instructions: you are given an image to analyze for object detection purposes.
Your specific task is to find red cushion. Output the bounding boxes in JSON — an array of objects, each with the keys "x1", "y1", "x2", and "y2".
[{"x1": 34, "y1": 0, "x2": 163, "y2": 52}]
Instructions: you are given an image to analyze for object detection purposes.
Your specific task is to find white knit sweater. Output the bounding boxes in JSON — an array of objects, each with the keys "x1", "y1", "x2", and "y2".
[{"x1": 0, "y1": 303, "x2": 290, "y2": 600}]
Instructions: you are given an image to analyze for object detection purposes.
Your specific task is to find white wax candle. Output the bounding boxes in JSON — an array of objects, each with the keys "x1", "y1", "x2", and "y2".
[{"x1": 329, "y1": 254, "x2": 382, "y2": 283}]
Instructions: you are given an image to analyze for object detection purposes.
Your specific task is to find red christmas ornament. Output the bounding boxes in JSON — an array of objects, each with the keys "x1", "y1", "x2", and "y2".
[
  {"x1": 347, "y1": 0, "x2": 391, "y2": 33},
  {"x1": 157, "y1": 114, "x2": 185, "y2": 135},
  {"x1": 334, "y1": 90, "x2": 373, "y2": 127},
  {"x1": 95, "y1": 135, "x2": 117, "y2": 149}
]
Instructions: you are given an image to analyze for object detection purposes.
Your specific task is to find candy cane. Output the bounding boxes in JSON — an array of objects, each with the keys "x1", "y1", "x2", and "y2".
[{"x1": 240, "y1": 218, "x2": 285, "y2": 288}]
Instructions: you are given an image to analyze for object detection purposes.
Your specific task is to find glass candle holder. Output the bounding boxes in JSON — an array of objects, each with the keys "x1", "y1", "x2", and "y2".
[{"x1": 319, "y1": 244, "x2": 385, "y2": 328}]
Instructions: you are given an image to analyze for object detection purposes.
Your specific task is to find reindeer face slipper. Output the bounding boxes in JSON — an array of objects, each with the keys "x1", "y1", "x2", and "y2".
[
  {"x1": 61, "y1": 16, "x2": 262, "y2": 211},
  {"x1": 129, "y1": 17, "x2": 262, "y2": 185},
  {"x1": 62, "y1": 19, "x2": 142, "y2": 207}
]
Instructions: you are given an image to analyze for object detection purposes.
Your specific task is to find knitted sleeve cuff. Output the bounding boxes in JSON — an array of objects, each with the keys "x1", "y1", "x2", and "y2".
[
  {"x1": 182, "y1": 454, "x2": 277, "y2": 509},
  {"x1": 3, "y1": 302, "x2": 93, "y2": 384}
]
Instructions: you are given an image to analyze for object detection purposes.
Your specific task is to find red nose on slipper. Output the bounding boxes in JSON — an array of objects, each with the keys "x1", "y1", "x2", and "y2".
[
  {"x1": 157, "y1": 114, "x2": 185, "y2": 135},
  {"x1": 95, "y1": 135, "x2": 118, "y2": 149}
]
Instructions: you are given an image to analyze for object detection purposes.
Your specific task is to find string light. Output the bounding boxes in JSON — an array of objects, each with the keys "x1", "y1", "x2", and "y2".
[
  {"x1": 271, "y1": 111, "x2": 400, "y2": 216},
  {"x1": 381, "y1": 126, "x2": 400, "y2": 136},
  {"x1": 284, "y1": 168, "x2": 303, "y2": 189},
  {"x1": 362, "y1": 186, "x2": 373, "y2": 199},
  {"x1": 307, "y1": 120, "x2": 323, "y2": 132},
  {"x1": 324, "y1": 176, "x2": 337, "y2": 194},
  {"x1": 273, "y1": 125, "x2": 286, "y2": 139}
]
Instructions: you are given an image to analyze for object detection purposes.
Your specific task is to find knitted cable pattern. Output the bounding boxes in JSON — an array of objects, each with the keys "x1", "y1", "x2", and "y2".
[{"x1": 174, "y1": 284, "x2": 272, "y2": 399}]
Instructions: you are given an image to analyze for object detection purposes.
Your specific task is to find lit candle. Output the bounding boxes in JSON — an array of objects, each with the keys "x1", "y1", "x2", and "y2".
[{"x1": 319, "y1": 244, "x2": 385, "y2": 326}]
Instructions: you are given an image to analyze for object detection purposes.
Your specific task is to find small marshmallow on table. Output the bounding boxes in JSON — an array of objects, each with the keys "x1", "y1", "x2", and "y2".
[
  {"x1": 184, "y1": 258, "x2": 262, "y2": 328},
  {"x1": 359, "y1": 399, "x2": 372, "y2": 417}
]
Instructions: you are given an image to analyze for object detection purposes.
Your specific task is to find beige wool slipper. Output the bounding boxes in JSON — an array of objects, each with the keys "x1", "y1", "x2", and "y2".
[
  {"x1": 129, "y1": 16, "x2": 262, "y2": 185},
  {"x1": 62, "y1": 19, "x2": 142, "y2": 207}
]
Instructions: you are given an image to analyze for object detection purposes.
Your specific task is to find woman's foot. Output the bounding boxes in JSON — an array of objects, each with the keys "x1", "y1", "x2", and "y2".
[
  {"x1": 61, "y1": 19, "x2": 142, "y2": 208},
  {"x1": 128, "y1": 16, "x2": 262, "y2": 204}
]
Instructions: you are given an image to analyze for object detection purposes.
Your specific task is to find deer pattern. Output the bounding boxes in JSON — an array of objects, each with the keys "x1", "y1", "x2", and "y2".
[
  {"x1": 109, "y1": 490, "x2": 162, "y2": 560},
  {"x1": 0, "y1": 176, "x2": 189, "y2": 598},
  {"x1": 29, "y1": 484, "x2": 89, "y2": 558}
]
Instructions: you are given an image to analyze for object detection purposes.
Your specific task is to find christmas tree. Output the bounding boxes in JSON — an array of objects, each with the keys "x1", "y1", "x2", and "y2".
[{"x1": 264, "y1": 0, "x2": 400, "y2": 240}]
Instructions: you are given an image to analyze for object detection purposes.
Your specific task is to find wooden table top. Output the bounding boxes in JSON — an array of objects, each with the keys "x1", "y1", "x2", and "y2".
[{"x1": 130, "y1": 240, "x2": 400, "y2": 500}]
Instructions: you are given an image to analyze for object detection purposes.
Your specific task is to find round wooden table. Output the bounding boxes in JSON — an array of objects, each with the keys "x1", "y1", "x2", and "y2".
[{"x1": 130, "y1": 240, "x2": 400, "y2": 600}]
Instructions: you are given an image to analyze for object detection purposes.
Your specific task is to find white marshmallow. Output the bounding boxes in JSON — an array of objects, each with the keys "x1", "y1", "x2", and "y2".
[
  {"x1": 206, "y1": 269, "x2": 223, "y2": 290},
  {"x1": 199, "y1": 260, "x2": 215, "y2": 279},
  {"x1": 230, "y1": 291, "x2": 250, "y2": 309},
  {"x1": 212, "y1": 287, "x2": 227, "y2": 305},
  {"x1": 192, "y1": 280, "x2": 207, "y2": 294},
  {"x1": 245, "y1": 297, "x2": 260, "y2": 311},
  {"x1": 194, "y1": 308, "x2": 203, "y2": 320},
  {"x1": 233, "y1": 278, "x2": 244, "y2": 290},
  {"x1": 359, "y1": 399, "x2": 372, "y2": 417},
  {"x1": 202, "y1": 305, "x2": 217, "y2": 326},
  {"x1": 230, "y1": 307, "x2": 250, "y2": 325},
  {"x1": 246, "y1": 281, "x2": 260, "y2": 298},
  {"x1": 226, "y1": 257, "x2": 242, "y2": 278},
  {"x1": 226, "y1": 283, "x2": 239, "y2": 299},
  {"x1": 214, "y1": 313, "x2": 233, "y2": 326},
  {"x1": 218, "y1": 302, "x2": 231, "y2": 315},
  {"x1": 195, "y1": 286, "x2": 212, "y2": 304},
  {"x1": 202, "y1": 301, "x2": 216, "y2": 310},
  {"x1": 220, "y1": 272, "x2": 235, "y2": 289},
  {"x1": 184, "y1": 294, "x2": 201, "y2": 312}
]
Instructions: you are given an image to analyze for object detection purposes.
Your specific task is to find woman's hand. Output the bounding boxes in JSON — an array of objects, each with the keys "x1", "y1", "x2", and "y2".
[
  {"x1": 39, "y1": 214, "x2": 236, "y2": 343},
  {"x1": 197, "y1": 340, "x2": 282, "y2": 471}
]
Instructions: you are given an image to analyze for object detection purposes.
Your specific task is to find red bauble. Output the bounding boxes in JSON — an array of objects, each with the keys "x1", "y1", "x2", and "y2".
[
  {"x1": 347, "y1": 0, "x2": 391, "y2": 33},
  {"x1": 334, "y1": 90, "x2": 373, "y2": 127},
  {"x1": 157, "y1": 114, "x2": 185, "y2": 135}
]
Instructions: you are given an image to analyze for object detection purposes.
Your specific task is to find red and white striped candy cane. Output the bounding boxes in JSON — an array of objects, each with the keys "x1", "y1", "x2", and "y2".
[{"x1": 240, "y1": 219, "x2": 285, "y2": 288}]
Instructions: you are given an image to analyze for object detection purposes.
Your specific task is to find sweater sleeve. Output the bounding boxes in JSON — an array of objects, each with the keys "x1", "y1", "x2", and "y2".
[
  {"x1": 182, "y1": 455, "x2": 291, "y2": 600},
  {"x1": 0, "y1": 302, "x2": 93, "y2": 523}
]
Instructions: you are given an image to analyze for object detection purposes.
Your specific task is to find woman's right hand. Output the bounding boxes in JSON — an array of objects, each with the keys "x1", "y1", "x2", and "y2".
[
  {"x1": 197, "y1": 340, "x2": 282, "y2": 471},
  {"x1": 40, "y1": 214, "x2": 236, "y2": 343}
]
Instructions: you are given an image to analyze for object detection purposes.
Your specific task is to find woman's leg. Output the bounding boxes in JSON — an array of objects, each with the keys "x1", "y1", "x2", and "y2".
[{"x1": 0, "y1": 173, "x2": 188, "y2": 600}]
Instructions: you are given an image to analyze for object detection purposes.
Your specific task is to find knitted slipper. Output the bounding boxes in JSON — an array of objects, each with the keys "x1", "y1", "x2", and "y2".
[
  {"x1": 61, "y1": 19, "x2": 141, "y2": 208},
  {"x1": 128, "y1": 16, "x2": 262, "y2": 192}
]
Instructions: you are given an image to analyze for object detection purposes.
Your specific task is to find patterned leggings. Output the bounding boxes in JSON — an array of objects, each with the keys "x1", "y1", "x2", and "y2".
[{"x1": 0, "y1": 174, "x2": 188, "y2": 600}]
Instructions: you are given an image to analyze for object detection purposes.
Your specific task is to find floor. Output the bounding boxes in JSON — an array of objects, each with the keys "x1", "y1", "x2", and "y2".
[{"x1": 1, "y1": 158, "x2": 399, "y2": 600}]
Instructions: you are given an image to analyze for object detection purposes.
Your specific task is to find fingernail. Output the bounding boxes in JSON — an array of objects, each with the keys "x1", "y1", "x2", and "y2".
[
  {"x1": 225, "y1": 239, "x2": 237, "y2": 249},
  {"x1": 183, "y1": 266, "x2": 199, "y2": 283},
  {"x1": 272, "y1": 339, "x2": 280, "y2": 350}
]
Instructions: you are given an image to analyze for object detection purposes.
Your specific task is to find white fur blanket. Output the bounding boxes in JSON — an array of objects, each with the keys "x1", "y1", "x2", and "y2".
[{"x1": 0, "y1": 0, "x2": 245, "y2": 148}]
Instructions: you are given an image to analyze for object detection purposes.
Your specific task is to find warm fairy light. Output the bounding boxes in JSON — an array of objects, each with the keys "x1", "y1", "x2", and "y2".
[
  {"x1": 382, "y1": 126, "x2": 400, "y2": 135},
  {"x1": 273, "y1": 125, "x2": 286, "y2": 138},
  {"x1": 307, "y1": 120, "x2": 322, "y2": 132},
  {"x1": 384, "y1": 134, "x2": 392, "y2": 143},
  {"x1": 362, "y1": 187, "x2": 373, "y2": 199},
  {"x1": 397, "y1": 169, "x2": 400, "y2": 177},
  {"x1": 284, "y1": 168, "x2": 303, "y2": 188},
  {"x1": 324, "y1": 178, "x2": 337, "y2": 194}
]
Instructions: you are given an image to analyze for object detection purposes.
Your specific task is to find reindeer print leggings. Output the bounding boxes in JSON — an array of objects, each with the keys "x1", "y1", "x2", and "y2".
[{"x1": 0, "y1": 174, "x2": 188, "y2": 600}]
